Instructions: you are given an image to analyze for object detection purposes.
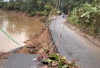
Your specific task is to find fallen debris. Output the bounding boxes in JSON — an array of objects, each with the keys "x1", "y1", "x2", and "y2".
[
  {"x1": 0, "y1": 52, "x2": 10, "y2": 68},
  {"x1": 15, "y1": 27, "x2": 79, "y2": 68},
  {"x1": 0, "y1": 27, "x2": 79, "y2": 68},
  {"x1": 39, "y1": 54, "x2": 79, "y2": 68}
]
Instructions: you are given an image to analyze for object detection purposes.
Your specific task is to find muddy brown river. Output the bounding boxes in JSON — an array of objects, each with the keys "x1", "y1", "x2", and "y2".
[{"x1": 0, "y1": 11, "x2": 44, "y2": 52}]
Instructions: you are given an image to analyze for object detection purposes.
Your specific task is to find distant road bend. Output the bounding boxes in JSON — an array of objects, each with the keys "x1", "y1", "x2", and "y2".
[{"x1": 49, "y1": 15, "x2": 100, "y2": 68}]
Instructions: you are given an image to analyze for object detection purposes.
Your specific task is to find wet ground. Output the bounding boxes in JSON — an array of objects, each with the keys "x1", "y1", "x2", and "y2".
[
  {"x1": 49, "y1": 15, "x2": 100, "y2": 68},
  {"x1": 0, "y1": 11, "x2": 44, "y2": 52}
]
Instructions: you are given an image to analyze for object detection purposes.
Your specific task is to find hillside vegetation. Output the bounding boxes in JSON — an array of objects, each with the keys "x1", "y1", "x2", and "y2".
[
  {"x1": 0, "y1": 0, "x2": 55, "y2": 16},
  {"x1": 65, "y1": 0, "x2": 100, "y2": 38}
]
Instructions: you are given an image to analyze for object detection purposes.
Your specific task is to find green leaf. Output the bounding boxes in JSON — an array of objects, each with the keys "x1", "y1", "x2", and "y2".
[
  {"x1": 61, "y1": 65, "x2": 68, "y2": 68},
  {"x1": 58, "y1": 61, "x2": 68, "y2": 68},
  {"x1": 58, "y1": 61, "x2": 63, "y2": 68},
  {"x1": 48, "y1": 54, "x2": 60, "y2": 61},
  {"x1": 41, "y1": 59, "x2": 52, "y2": 65}
]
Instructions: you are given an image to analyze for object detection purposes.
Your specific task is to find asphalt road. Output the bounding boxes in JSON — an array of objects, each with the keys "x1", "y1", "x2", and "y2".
[
  {"x1": 2, "y1": 53, "x2": 39, "y2": 68},
  {"x1": 49, "y1": 15, "x2": 100, "y2": 68}
]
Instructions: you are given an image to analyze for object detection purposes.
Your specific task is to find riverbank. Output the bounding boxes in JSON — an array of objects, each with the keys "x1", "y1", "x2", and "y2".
[
  {"x1": 16, "y1": 28, "x2": 58, "y2": 55},
  {"x1": 0, "y1": 52, "x2": 10, "y2": 67},
  {"x1": 0, "y1": 9, "x2": 46, "y2": 21},
  {"x1": 0, "y1": 28, "x2": 58, "y2": 68},
  {"x1": 0, "y1": 9, "x2": 45, "y2": 52},
  {"x1": 0, "y1": 10, "x2": 57, "y2": 55},
  {"x1": 0, "y1": 27, "x2": 79, "y2": 68}
]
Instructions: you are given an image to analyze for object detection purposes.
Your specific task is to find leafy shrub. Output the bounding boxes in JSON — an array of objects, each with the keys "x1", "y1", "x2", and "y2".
[
  {"x1": 68, "y1": 3, "x2": 100, "y2": 37},
  {"x1": 68, "y1": 8, "x2": 79, "y2": 25},
  {"x1": 0, "y1": 0, "x2": 54, "y2": 16},
  {"x1": 29, "y1": 11, "x2": 36, "y2": 17},
  {"x1": 41, "y1": 54, "x2": 79, "y2": 68}
]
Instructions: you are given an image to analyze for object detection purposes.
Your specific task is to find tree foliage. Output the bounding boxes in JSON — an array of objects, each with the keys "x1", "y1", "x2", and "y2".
[
  {"x1": 0, "y1": 0, "x2": 53, "y2": 16},
  {"x1": 67, "y1": 0, "x2": 100, "y2": 37}
]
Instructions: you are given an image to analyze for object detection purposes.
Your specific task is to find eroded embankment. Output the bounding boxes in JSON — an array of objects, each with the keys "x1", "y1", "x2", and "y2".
[
  {"x1": 0, "y1": 27, "x2": 79, "y2": 68},
  {"x1": 15, "y1": 27, "x2": 79, "y2": 68},
  {"x1": 0, "y1": 27, "x2": 57, "y2": 67},
  {"x1": 0, "y1": 9, "x2": 46, "y2": 52},
  {"x1": 16, "y1": 28, "x2": 58, "y2": 55}
]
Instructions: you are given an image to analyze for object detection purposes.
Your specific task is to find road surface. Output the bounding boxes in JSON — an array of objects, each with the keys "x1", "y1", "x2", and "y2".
[
  {"x1": 2, "y1": 53, "x2": 39, "y2": 68},
  {"x1": 49, "y1": 15, "x2": 100, "y2": 68}
]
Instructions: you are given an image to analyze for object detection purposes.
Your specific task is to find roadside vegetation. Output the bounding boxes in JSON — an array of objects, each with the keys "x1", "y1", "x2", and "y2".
[{"x1": 65, "y1": 0, "x2": 100, "y2": 38}]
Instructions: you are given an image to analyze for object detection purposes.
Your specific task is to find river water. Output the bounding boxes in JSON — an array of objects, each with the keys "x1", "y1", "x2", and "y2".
[{"x1": 0, "y1": 11, "x2": 44, "y2": 52}]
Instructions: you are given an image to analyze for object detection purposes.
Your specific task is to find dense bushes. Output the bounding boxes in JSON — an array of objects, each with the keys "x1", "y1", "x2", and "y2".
[
  {"x1": 67, "y1": 1, "x2": 100, "y2": 38},
  {"x1": 0, "y1": 2, "x2": 7, "y2": 8},
  {"x1": 6, "y1": 2, "x2": 21, "y2": 10},
  {"x1": 0, "y1": 0, "x2": 53, "y2": 16}
]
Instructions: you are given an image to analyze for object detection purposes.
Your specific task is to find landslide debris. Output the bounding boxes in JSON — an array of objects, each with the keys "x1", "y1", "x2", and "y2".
[
  {"x1": 16, "y1": 28, "x2": 58, "y2": 55},
  {"x1": 15, "y1": 27, "x2": 79, "y2": 68},
  {"x1": 40, "y1": 54, "x2": 79, "y2": 68},
  {"x1": 0, "y1": 52, "x2": 10, "y2": 67}
]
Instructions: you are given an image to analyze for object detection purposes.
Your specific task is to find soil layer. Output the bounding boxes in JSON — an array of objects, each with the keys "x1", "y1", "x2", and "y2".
[{"x1": 16, "y1": 28, "x2": 58, "y2": 55}]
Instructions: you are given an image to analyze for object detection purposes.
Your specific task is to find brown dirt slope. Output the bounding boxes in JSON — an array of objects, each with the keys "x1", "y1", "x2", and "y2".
[{"x1": 16, "y1": 28, "x2": 57, "y2": 55}]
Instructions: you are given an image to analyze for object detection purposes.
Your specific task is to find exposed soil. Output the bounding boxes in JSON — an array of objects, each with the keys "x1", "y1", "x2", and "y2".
[
  {"x1": 0, "y1": 52, "x2": 10, "y2": 68},
  {"x1": 0, "y1": 27, "x2": 59, "y2": 68},
  {"x1": 0, "y1": 27, "x2": 79, "y2": 68},
  {"x1": 16, "y1": 28, "x2": 58, "y2": 55}
]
